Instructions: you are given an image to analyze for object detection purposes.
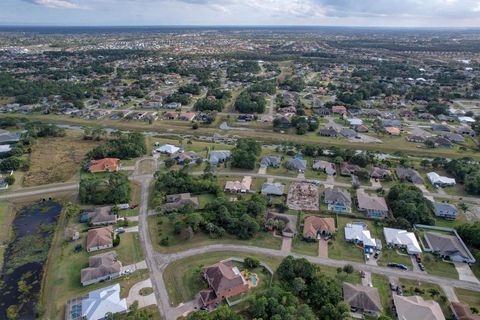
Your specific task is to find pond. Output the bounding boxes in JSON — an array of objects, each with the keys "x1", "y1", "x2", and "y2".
[{"x1": 0, "y1": 200, "x2": 62, "y2": 320}]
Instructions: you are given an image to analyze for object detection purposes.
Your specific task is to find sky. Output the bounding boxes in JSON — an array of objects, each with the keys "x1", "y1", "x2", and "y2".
[{"x1": 1, "y1": 0, "x2": 480, "y2": 27}]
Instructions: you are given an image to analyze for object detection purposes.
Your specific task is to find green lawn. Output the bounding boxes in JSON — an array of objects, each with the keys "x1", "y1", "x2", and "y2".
[
  {"x1": 377, "y1": 249, "x2": 413, "y2": 269},
  {"x1": 149, "y1": 215, "x2": 282, "y2": 254},
  {"x1": 399, "y1": 278, "x2": 452, "y2": 318},
  {"x1": 163, "y1": 252, "x2": 279, "y2": 306},
  {"x1": 116, "y1": 232, "x2": 144, "y2": 265},
  {"x1": 291, "y1": 237, "x2": 318, "y2": 256},
  {"x1": 267, "y1": 166, "x2": 298, "y2": 177},
  {"x1": 455, "y1": 288, "x2": 480, "y2": 311},
  {"x1": 197, "y1": 193, "x2": 216, "y2": 208},
  {"x1": 0, "y1": 202, "x2": 14, "y2": 271},
  {"x1": 421, "y1": 253, "x2": 459, "y2": 279},
  {"x1": 372, "y1": 274, "x2": 394, "y2": 317}
]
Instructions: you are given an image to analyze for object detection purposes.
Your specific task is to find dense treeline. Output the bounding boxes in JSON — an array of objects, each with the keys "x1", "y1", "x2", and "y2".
[
  {"x1": 234, "y1": 91, "x2": 266, "y2": 113},
  {"x1": 249, "y1": 80, "x2": 276, "y2": 95},
  {"x1": 387, "y1": 184, "x2": 434, "y2": 227},
  {"x1": 194, "y1": 88, "x2": 231, "y2": 112},
  {"x1": 445, "y1": 158, "x2": 480, "y2": 195},
  {"x1": 154, "y1": 170, "x2": 221, "y2": 195},
  {"x1": 227, "y1": 61, "x2": 260, "y2": 81},
  {"x1": 231, "y1": 138, "x2": 261, "y2": 170},
  {"x1": 280, "y1": 77, "x2": 305, "y2": 92},
  {"x1": 79, "y1": 172, "x2": 131, "y2": 204},
  {"x1": 86, "y1": 133, "x2": 146, "y2": 160}
]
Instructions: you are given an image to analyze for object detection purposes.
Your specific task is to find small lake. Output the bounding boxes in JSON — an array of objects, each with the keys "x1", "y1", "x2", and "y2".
[{"x1": 0, "y1": 200, "x2": 62, "y2": 320}]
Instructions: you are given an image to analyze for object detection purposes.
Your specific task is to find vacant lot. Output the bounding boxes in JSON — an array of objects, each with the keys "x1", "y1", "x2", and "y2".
[
  {"x1": 0, "y1": 202, "x2": 14, "y2": 270},
  {"x1": 23, "y1": 132, "x2": 101, "y2": 187}
]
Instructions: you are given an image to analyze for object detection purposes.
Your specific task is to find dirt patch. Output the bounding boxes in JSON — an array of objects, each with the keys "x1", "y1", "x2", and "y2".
[{"x1": 23, "y1": 132, "x2": 101, "y2": 187}]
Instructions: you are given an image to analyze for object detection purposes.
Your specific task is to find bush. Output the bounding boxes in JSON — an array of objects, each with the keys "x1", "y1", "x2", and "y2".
[
  {"x1": 160, "y1": 237, "x2": 170, "y2": 246},
  {"x1": 244, "y1": 257, "x2": 260, "y2": 269},
  {"x1": 113, "y1": 234, "x2": 120, "y2": 247},
  {"x1": 4, "y1": 175, "x2": 15, "y2": 185},
  {"x1": 342, "y1": 264, "x2": 354, "y2": 274}
]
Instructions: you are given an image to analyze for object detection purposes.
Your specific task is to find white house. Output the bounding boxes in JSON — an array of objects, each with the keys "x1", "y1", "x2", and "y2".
[
  {"x1": 156, "y1": 144, "x2": 180, "y2": 155},
  {"x1": 81, "y1": 283, "x2": 128, "y2": 320},
  {"x1": 383, "y1": 228, "x2": 422, "y2": 255},
  {"x1": 458, "y1": 116, "x2": 475, "y2": 123},
  {"x1": 345, "y1": 223, "x2": 377, "y2": 249},
  {"x1": 427, "y1": 172, "x2": 456, "y2": 187}
]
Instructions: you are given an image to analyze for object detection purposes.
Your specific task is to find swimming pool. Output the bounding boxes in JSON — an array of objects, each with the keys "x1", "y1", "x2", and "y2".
[{"x1": 250, "y1": 274, "x2": 258, "y2": 286}]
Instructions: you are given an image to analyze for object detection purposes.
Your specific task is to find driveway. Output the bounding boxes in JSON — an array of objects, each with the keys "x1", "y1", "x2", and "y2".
[
  {"x1": 121, "y1": 260, "x2": 147, "y2": 274},
  {"x1": 454, "y1": 262, "x2": 480, "y2": 283},
  {"x1": 281, "y1": 237, "x2": 292, "y2": 253},
  {"x1": 126, "y1": 278, "x2": 157, "y2": 308},
  {"x1": 361, "y1": 271, "x2": 372, "y2": 286},
  {"x1": 258, "y1": 167, "x2": 267, "y2": 175},
  {"x1": 124, "y1": 226, "x2": 139, "y2": 233},
  {"x1": 441, "y1": 285, "x2": 459, "y2": 303},
  {"x1": 318, "y1": 239, "x2": 328, "y2": 258}
]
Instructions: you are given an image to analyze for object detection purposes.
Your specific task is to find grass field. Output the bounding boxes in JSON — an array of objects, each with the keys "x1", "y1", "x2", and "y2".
[
  {"x1": 371, "y1": 274, "x2": 394, "y2": 317},
  {"x1": 163, "y1": 252, "x2": 281, "y2": 306},
  {"x1": 116, "y1": 232, "x2": 144, "y2": 265},
  {"x1": 148, "y1": 215, "x2": 282, "y2": 254},
  {"x1": 0, "y1": 202, "x2": 14, "y2": 271},
  {"x1": 421, "y1": 253, "x2": 459, "y2": 279},
  {"x1": 455, "y1": 288, "x2": 480, "y2": 311},
  {"x1": 23, "y1": 131, "x2": 101, "y2": 187},
  {"x1": 291, "y1": 237, "x2": 319, "y2": 256},
  {"x1": 377, "y1": 249, "x2": 413, "y2": 269}
]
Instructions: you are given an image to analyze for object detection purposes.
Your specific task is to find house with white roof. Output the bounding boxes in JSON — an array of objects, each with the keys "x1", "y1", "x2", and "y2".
[
  {"x1": 155, "y1": 144, "x2": 180, "y2": 155},
  {"x1": 344, "y1": 223, "x2": 378, "y2": 250},
  {"x1": 224, "y1": 176, "x2": 252, "y2": 193},
  {"x1": 383, "y1": 228, "x2": 422, "y2": 255},
  {"x1": 80, "y1": 283, "x2": 128, "y2": 320},
  {"x1": 458, "y1": 116, "x2": 475, "y2": 123},
  {"x1": 427, "y1": 172, "x2": 456, "y2": 187}
]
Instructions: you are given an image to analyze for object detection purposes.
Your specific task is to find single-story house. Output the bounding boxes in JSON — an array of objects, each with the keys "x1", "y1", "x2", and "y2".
[
  {"x1": 209, "y1": 150, "x2": 231, "y2": 166},
  {"x1": 200, "y1": 261, "x2": 249, "y2": 307},
  {"x1": 396, "y1": 167, "x2": 424, "y2": 184},
  {"x1": 303, "y1": 216, "x2": 335, "y2": 240},
  {"x1": 385, "y1": 127, "x2": 401, "y2": 135},
  {"x1": 312, "y1": 160, "x2": 336, "y2": 175},
  {"x1": 383, "y1": 227, "x2": 422, "y2": 255},
  {"x1": 332, "y1": 105, "x2": 347, "y2": 115},
  {"x1": 81, "y1": 251, "x2": 121, "y2": 286},
  {"x1": 424, "y1": 232, "x2": 476, "y2": 263},
  {"x1": 88, "y1": 206, "x2": 117, "y2": 226},
  {"x1": 356, "y1": 190, "x2": 389, "y2": 219},
  {"x1": 86, "y1": 227, "x2": 113, "y2": 253},
  {"x1": 458, "y1": 116, "x2": 475, "y2": 124},
  {"x1": 318, "y1": 127, "x2": 338, "y2": 137},
  {"x1": 266, "y1": 212, "x2": 297, "y2": 238},
  {"x1": 432, "y1": 201, "x2": 458, "y2": 220},
  {"x1": 393, "y1": 295, "x2": 445, "y2": 320},
  {"x1": 164, "y1": 193, "x2": 199, "y2": 212},
  {"x1": 171, "y1": 151, "x2": 201, "y2": 164},
  {"x1": 429, "y1": 137, "x2": 454, "y2": 148},
  {"x1": 456, "y1": 126, "x2": 475, "y2": 137},
  {"x1": 442, "y1": 132, "x2": 465, "y2": 143},
  {"x1": 406, "y1": 135, "x2": 426, "y2": 143},
  {"x1": 178, "y1": 111, "x2": 196, "y2": 121},
  {"x1": 285, "y1": 158, "x2": 307, "y2": 172},
  {"x1": 382, "y1": 119, "x2": 401, "y2": 128},
  {"x1": 261, "y1": 182, "x2": 285, "y2": 196},
  {"x1": 260, "y1": 155, "x2": 282, "y2": 168},
  {"x1": 371, "y1": 167, "x2": 391, "y2": 180},
  {"x1": 224, "y1": 176, "x2": 252, "y2": 193},
  {"x1": 80, "y1": 283, "x2": 128, "y2": 320},
  {"x1": 88, "y1": 158, "x2": 120, "y2": 173},
  {"x1": 340, "y1": 128, "x2": 358, "y2": 139},
  {"x1": 345, "y1": 223, "x2": 378, "y2": 250},
  {"x1": 427, "y1": 172, "x2": 456, "y2": 187},
  {"x1": 343, "y1": 283, "x2": 383, "y2": 317},
  {"x1": 340, "y1": 162, "x2": 361, "y2": 176},
  {"x1": 431, "y1": 124, "x2": 451, "y2": 132},
  {"x1": 347, "y1": 118, "x2": 363, "y2": 126},
  {"x1": 156, "y1": 144, "x2": 180, "y2": 155},
  {"x1": 355, "y1": 125, "x2": 369, "y2": 133},
  {"x1": 324, "y1": 187, "x2": 351, "y2": 213}
]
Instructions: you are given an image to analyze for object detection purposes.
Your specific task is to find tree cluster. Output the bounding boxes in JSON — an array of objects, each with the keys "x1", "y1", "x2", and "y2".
[
  {"x1": 386, "y1": 184, "x2": 434, "y2": 227},
  {"x1": 86, "y1": 133, "x2": 146, "y2": 160},
  {"x1": 230, "y1": 138, "x2": 261, "y2": 170},
  {"x1": 154, "y1": 170, "x2": 221, "y2": 196},
  {"x1": 79, "y1": 172, "x2": 131, "y2": 205}
]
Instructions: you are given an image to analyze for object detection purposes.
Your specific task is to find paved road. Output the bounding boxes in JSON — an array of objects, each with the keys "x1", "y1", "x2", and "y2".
[{"x1": 0, "y1": 182, "x2": 78, "y2": 200}]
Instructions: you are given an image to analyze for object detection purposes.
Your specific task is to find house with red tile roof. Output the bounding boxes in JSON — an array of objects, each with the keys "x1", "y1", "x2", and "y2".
[{"x1": 88, "y1": 158, "x2": 120, "y2": 173}]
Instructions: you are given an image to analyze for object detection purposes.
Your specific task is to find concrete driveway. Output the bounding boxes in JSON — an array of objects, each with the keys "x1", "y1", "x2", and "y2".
[
  {"x1": 454, "y1": 262, "x2": 480, "y2": 283},
  {"x1": 258, "y1": 167, "x2": 267, "y2": 175},
  {"x1": 318, "y1": 239, "x2": 328, "y2": 258},
  {"x1": 126, "y1": 278, "x2": 157, "y2": 308},
  {"x1": 121, "y1": 260, "x2": 147, "y2": 274},
  {"x1": 281, "y1": 237, "x2": 292, "y2": 252},
  {"x1": 124, "y1": 226, "x2": 139, "y2": 233}
]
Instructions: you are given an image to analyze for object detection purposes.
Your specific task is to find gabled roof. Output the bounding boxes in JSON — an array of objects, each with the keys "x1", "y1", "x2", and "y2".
[
  {"x1": 86, "y1": 227, "x2": 113, "y2": 251},
  {"x1": 383, "y1": 228, "x2": 422, "y2": 254},
  {"x1": 89, "y1": 206, "x2": 116, "y2": 225},
  {"x1": 209, "y1": 150, "x2": 231, "y2": 165},
  {"x1": 82, "y1": 283, "x2": 127, "y2": 320},
  {"x1": 88, "y1": 158, "x2": 120, "y2": 173},
  {"x1": 345, "y1": 223, "x2": 377, "y2": 247},
  {"x1": 81, "y1": 251, "x2": 121, "y2": 284},
  {"x1": 432, "y1": 202, "x2": 457, "y2": 216},
  {"x1": 394, "y1": 294, "x2": 445, "y2": 320},
  {"x1": 203, "y1": 261, "x2": 246, "y2": 295},
  {"x1": 396, "y1": 167, "x2": 424, "y2": 184},
  {"x1": 343, "y1": 283, "x2": 382, "y2": 314},
  {"x1": 303, "y1": 216, "x2": 335, "y2": 238},
  {"x1": 427, "y1": 172, "x2": 456, "y2": 186}
]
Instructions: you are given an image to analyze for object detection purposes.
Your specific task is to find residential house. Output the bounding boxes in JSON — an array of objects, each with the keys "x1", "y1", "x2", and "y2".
[
  {"x1": 285, "y1": 158, "x2": 307, "y2": 173},
  {"x1": 431, "y1": 124, "x2": 451, "y2": 132},
  {"x1": 385, "y1": 127, "x2": 401, "y2": 135},
  {"x1": 86, "y1": 227, "x2": 113, "y2": 252},
  {"x1": 79, "y1": 283, "x2": 128, "y2": 320},
  {"x1": 344, "y1": 223, "x2": 378, "y2": 250},
  {"x1": 332, "y1": 105, "x2": 347, "y2": 115},
  {"x1": 393, "y1": 295, "x2": 445, "y2": 320},
  {"x1": 429, "y1": 137, "x2": 453, "y2": 148},
  {"x1": 406, "y1": 135, "x2": 426, "y2": 143},
  {"x1": 163, "y1": 111, "x2": 177, "y2": 120},
  {"x1": 438, "y1": 114, "x2": 455, "y2": 122},
  {"x1": 458, "y1": 116, "x2": 476, "y2": 124},
  {"x1": 340, "y1": 162, "x2": 361, "y2": 176},
  {"x1": 224, "y1": 176, "x2": 252, "y2": 193},
  {"x1": 340, "y1": 128, "x2": 358, "y2": 139},
  {"x1": 424, "y1": 232, "x2": 476, "y2": 263},
  {"x1": 155, "y1": 144, "x2": 180, "y2": 154},
  {"x1": 261, "y1": 182, "x2": 285, "y2": 196},
  {"x1": 303, "y1": 216, "x2": 335, "y2": 240},
  {"x1": 0, "y1": 177, "x2": 9, "y2": 190},
  {"x1": 343, "y1": 283, "x2": 383, "y2": 317},
  {"x1": 456, "y1": 126, "x2": 475, "y2": 137},
  {"x1": 418, "y1": 113, "x2": 435, "y2": 120},
  {"x1": 209, "y1": 150, "x2": 231, "y2": 165},
  {"x1": 355, "y1": 125, "x2": 369, "y2": 133},
  {"x1": 371, "y1": 167, "x2": 391, "y2": 180},
  {"x1": 266, "y1": 212, "x2": 297, "y2": 238},
  {"x1": 88, "y1": 206, "x2": 117, "y2": 226},
  {"x1": 260, "y1": 155, "x2": 282, "y2": 168},
  {"x1": 274, "y1": 116, "x2": 291, "y2": 129},
  {"x1": 382, "y1": 119, "x2": 401, "y2": 128},
  {"x1": 347, "y1": 118, "x2": 363, "y2": 126},
  {"x1": 88, "y1": 158, "x2": 120, "y2": 173},
  {"x1": 164, "y1": 193, "x2": 199, "y2": 212},
  {"x1": 171, "y1": 151, "x2": 201, "y2": 164},
  {"x1": 324, "y1": 187, "x2": 351, "y2": 213},
  {"x1": 81, "y1": 251, "x2": 121, "y2": 286},
  {"x1": 318, "y1": 127, "x2": 338, "y2": 137},
  {"x1": 396, "y1": 167, "x2": 424, "y2": 184},
  {"x1": 178, "y1": 111, "x2": 196, "y2": 121},
  {"x1": 200, "y1": 261, "x2": 249, "y2": 306},
  {"x1": 427, "y1": 172, "x2": 456, "y2": 187},
  {"x1": 312, "y1": 160, "x2": 336, "y2": 175},
  {"x1": 383, "y1": 228, "x2": 422, "y2": 255},
  {"x1": 432, "y1": 202, "x2": 458, "y2": 220},
  {"x1": 356, "y1": 190, "x2": 388, "y2": 219},
  {"x1": 450, "y1": 302, "x2": 480, "y2": 320}
]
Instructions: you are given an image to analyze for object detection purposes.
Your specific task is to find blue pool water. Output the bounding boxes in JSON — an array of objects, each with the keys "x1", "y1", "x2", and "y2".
[{"x1": 250, "y1": 275, "x2": 258, "y2": 286}]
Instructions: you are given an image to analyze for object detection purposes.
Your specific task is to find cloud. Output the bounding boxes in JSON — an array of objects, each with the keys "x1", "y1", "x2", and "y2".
[{"x1": 21, "y1": 0, "x2": 81, "y2": 9}]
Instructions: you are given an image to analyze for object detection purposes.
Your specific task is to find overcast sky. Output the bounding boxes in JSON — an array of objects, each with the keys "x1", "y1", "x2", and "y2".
[{"x1": 1, "y1": 0, "x2": 480, "y2": 27}]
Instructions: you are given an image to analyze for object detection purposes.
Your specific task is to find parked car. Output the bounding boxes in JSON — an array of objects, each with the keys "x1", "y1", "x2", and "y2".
[
  {"x1": 373, "y1": 252, "x2": 379, "y2": 259},
  {"x1": 415, "y1": 255, "x2": 421, "y2": 263},
  {"x1": 397, "y1": 264, "x2": 408, "y2": 270},
  {"x1": 390, "y1": 282, "x2": 398, "y2": 291},
  {"x1": 115, "y1": 227, "x2": 125, "y2": 234},
  {"x1": 418, "y1": 263, "x2": 425, "y2": 271}
]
